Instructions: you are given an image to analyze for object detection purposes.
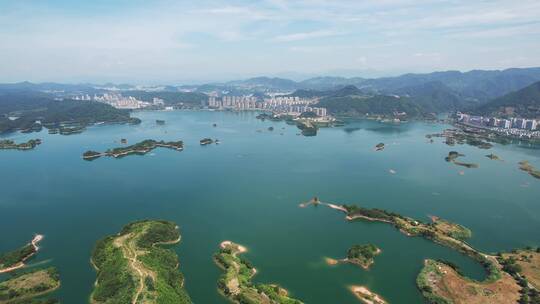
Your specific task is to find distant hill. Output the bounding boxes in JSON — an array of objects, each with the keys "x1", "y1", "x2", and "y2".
[
  {"x1": 394, "y1": 81, "x2": 469, "y2": 113},
  {"x1": 315, "y1": 86, "x2": 424, "y2": 118},
  {"x1": 299, "y1": 76, "x2": 364, "y2": 90},
  {"x1": 475, "y1": 81, "x2": 540, "y2": 118},
  {"x1": 226, "y1": 77, "x2": 299, "y2": 91}
]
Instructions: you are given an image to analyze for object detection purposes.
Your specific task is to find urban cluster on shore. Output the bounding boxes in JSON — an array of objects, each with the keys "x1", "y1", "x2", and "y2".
[
  {"x1": 208, "y1": 95, "x2": 329, "y2": 117},
  {"x1": 456, "y1": 112, "x2": 540, "y2": 140}
]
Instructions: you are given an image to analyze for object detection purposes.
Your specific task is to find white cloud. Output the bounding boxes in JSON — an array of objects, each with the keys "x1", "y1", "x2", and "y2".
[{"x1": 272, "y1": 30, "x2": 344, "y2": 42}]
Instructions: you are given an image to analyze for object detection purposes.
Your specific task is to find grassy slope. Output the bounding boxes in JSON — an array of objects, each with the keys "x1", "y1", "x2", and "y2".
[{"x1": 0, "y1": 267, "x2": 60, "y2": 304}]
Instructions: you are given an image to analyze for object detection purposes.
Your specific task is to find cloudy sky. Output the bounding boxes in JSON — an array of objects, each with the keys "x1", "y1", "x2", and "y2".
[{"x1": 1, "y1": 0, "x2": 539, "y2": 84}]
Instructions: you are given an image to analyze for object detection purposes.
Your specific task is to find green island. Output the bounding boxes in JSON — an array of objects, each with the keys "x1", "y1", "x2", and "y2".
[
  {"x1": 214, "y1": 241, "x2": 303, "y2": 304},
  {"x1": 90, "y1": 220, "x2": 191, "y2": 304},
  {"x1": 346, "y1": 244, "x2": 381, "y2": 269},
  {"x1": 304, "y1": 199, "x2": 540, "y2": 303},
  {"x1": 519, "y1": 161, "x2": 540, "y2": 179},
  {"x1": 0, "y1": 139, "x2": 41, "y2": 151},
  {"x1": 0, "y1": 267, "x2": 61, "y2": 304},
  {"x1": 0, "y1": 235, "x2": 42, "y2": 273},
  {"x1": 445, "y1": 151, "x2": 479, "y2": 169},
  {"x1": 83, "y1": 139, "x2": 184, "y2": 160}
]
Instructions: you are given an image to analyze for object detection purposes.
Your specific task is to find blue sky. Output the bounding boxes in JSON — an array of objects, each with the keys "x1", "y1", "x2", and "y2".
[{"x1": 1, "y1": 0, "x2": 539, "y2": 84}]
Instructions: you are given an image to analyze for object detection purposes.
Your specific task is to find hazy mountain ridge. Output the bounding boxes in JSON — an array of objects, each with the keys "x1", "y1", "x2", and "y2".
[{"x1": 475, "y1": 81, "x2": 540, "y2": 118}]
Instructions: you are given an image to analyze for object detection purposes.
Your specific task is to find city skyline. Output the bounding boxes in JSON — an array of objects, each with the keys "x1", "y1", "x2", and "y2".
[{"x1": 1, "y1": 0, "x2": 540, "y2": 84}]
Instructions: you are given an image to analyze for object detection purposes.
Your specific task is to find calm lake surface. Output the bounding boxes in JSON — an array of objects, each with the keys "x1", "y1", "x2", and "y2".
[{"x1": 1, "y1": 110, "x2": 539, "y2": 303}]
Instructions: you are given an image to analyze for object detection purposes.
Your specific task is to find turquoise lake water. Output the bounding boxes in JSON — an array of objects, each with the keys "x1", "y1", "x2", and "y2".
[{"x1": 1, "y1": 110, "x2": 539, "y2": 303}]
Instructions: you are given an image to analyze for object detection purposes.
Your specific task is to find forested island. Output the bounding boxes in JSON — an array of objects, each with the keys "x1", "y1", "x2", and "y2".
[
  {"x1": 345, "y1": 244, "x2": 381, "y2": 269},
  {"x1": 328, "y1": 244, "x2": 381, "y2": 270},
  {"x1": 214, "y1": 241, "x2": 303, "y2": 304},
  {"x1": 83, "y1": 139, "x2": 184, "y2": 160},
  {"x1": 0, "y1": 139, "x2": 41, "y2": 150},
  {"x1": 90, "y1": 220, "x2": 191, "y2": 304}
]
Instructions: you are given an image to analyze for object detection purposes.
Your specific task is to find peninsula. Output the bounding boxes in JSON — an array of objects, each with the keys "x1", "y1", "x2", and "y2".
[
  {"x1": 83, "y1": 139, "x2": 183, "y2": 160},
  {"x1": 0, "y1": 139, "x2": 41, "y2": 151},
  {"x1": 0, "y1": 234, "x2": 43, "y2": 273},
  {"x1": 300, "y1": 198, "x2": 535, "y2": 303},
  {"x1": 90, "y1": 220, "x2": 191, "y2": 304},
  {"x1": 214, "y1": 241, "x2": 303, "y2": 304}
]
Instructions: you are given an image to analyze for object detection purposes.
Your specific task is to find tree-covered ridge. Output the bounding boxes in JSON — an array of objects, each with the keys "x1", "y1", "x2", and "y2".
[
  {"x1": 475, "y1": 81, "x2": 540, "y2": 118},
  {"x1": 0, "y1": 139, "x2": 41, "y2": 150},
  {"x1": 90, "y1": 220, "x2": 191, "y2": 304},
  {"x1": 214, "y1": 241, "x2": 303, "y2": 304},
  {"x1": 0, "y1": 92, "x2": 139, "y2": 133},
  {"x1": 0, "y1": 244, "x2": 36, "y2": 270},
  {"x1": 317, "y1": 93, "x2": 424, "y2": 118},
  {"x1": 83, "y1": 139, "x2": 184, "y2": 160}
]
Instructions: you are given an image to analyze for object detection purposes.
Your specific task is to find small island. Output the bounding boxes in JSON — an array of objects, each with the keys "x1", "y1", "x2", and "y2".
[
  {"x1": 0, "y1": 234, "x2": 43, "y2": 273},
  {"x1": 90, "y1": 220, "x2": 191, "y2": 304},
  {"x1": 346, "y1": 244, "x2": 381, "y2": 269},
  {"x1": 296, "y1": 120, "x2": 318, "y2": 136},
  {"x1": 200, "y1": 138, "x2": 219, "y2": 145},
  {"x1": 350, "y1": 285, "x2": 387, "y2": 304},
  {"x1": 0, "y1": 267, "x2": 60, "y2": 303},
  {"x1": 519, "y1": 160, "x2": 540, "y2": 179},
  {"x1": 83, "y1": 139, "x2": 184, "y2": 160},
  {"x1": 214, "y1": 241, "x2": 303, "y2": 304},
  {"x1": 156, "y1": 119, "x2": 166, "y2": 125},
  {"x1": 0, "y1": 139, "x2": 41, "y2": 151},
  {"x1": 486, "y1": 153, "x2": 502, "y2": 161},
  {"x1": 375, "y1": 143, "x2": 385, "y2": 151},
  {"x1": 445, "y1": 151, "x2": 479, "y2": 168},
  {"x1": 327, "y1": 244, "x2": 381, "y2": 270}
]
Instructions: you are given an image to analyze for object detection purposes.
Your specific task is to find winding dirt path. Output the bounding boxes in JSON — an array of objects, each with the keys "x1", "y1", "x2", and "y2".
[{"x1": 113, "y1": 232, "x2": 156, "y2": 304}]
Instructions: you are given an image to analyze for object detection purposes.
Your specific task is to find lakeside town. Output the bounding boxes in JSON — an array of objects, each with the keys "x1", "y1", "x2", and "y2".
[{"x1": 456, "y1": 112, "x2": 540, "y2": 140}]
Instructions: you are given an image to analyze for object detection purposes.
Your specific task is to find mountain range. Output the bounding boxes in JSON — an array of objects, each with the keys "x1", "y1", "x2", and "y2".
[{"x1": 2, "y1": 67, "x2": 540, "y2": 120}]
